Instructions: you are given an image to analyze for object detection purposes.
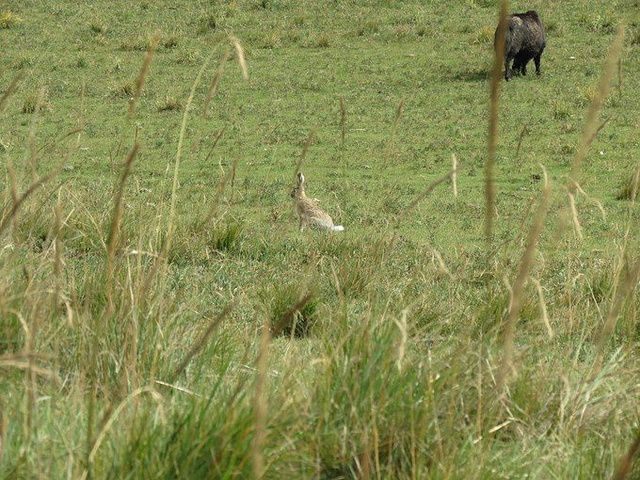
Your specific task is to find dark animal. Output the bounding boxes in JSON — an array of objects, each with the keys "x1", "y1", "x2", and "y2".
[{"x1": 494, "y1": 10, "x2": 546, "y2": 81}]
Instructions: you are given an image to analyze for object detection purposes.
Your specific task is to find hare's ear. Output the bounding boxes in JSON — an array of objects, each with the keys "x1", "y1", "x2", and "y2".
[{"x1": 297, "y1": 172, "x2": 305, "y2": 185}]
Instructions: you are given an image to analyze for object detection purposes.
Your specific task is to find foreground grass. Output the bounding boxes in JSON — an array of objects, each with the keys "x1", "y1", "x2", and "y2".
[{"x1": 1, "y1": 0, "x2": 639, "y2": 478}]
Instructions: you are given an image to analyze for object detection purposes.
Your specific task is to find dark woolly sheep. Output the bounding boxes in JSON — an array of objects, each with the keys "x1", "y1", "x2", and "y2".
[{"x1": 494, "y1": 10, "x2": 546, "y2": 81}]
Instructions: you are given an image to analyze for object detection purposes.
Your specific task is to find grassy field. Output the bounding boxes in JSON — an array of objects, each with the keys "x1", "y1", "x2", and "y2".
[{"x1": 1, "y1": 0, "x2": 639, "y2": 478}]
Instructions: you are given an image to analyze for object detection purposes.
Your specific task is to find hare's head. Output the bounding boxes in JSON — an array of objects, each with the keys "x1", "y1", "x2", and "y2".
[{"x1": 290, "y1": 172, "x2": 305, "y2": 199}]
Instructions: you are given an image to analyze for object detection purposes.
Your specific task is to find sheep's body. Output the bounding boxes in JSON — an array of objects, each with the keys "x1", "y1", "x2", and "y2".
[
  {"x1": 291, "y1": 173, "x2": 344, "y2": 232},
  {"x1": 495, "y1": 10, "x2": 546, "y2": 81}
]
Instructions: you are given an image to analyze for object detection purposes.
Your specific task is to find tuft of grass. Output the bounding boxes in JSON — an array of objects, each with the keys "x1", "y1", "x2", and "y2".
[
  {"x1": 260, "y1": 32, "x2": 281, "y2": 49},
  {"x1": 616, "y1": 163, "x2": 640, "y2": 200},
  {"x1": 176, "y1": 49, "x2": 202, "y2": 64},
  {"x1": 315, "y1": 34, "x2": 330, "y2": 48},
  {"x1": 120, "y1": 35, "x2": 156, "y2": 51},
  {"x1": 89, "y1": 21, "x2": 107, "y2": 35},
  {"x1": 22, "y1": 87, "x2": 52, "y2": 114},
  {"x1": 110, "y1": 79, "x2": 136, "y2": 98},
  {"x1": 552, "y1": 100, "x2": 573, "y2": 120},
  {"x1": 473, "y1": 25, "x2": 494, "y2": 44},
  {"x1": 209, "y1": 220, "x2": 243, "y2": 252},
  {"x1": 162, "y1": 34, "x2": 180, "y2": 49},
  {"x1": 197, "y1": 12, "x2": 217, "y2": 34},
  {"x1": 357, "y1": 19, "x2": 380, "y2": 36},
  {"x1": 260, "y1": 282, "x2": 317, "y2": 338},
  {"x1": 0, "y1": 11, "x2": 22, "y2": 29},
  {"x1": 156, "y1": 95, "x2": 182, "y2": 112}
]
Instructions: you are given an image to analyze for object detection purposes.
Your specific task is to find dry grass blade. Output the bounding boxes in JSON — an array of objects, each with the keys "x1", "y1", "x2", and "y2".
[
  {"x1": 169, "y1": 299, "x2": 239, "y2": 383},
  {"x1": 594, "y1": 257, "x2": 640, "y2": 372},
  {"x1": 611, "y1": 434, "x2": 640, "y2": 480},
  {"x1": 339, "y1": 96, "x2": 347, "y2": 149},
  {"x1": 81, "y1": 387, "x2": 164, "y2": 480},
  {"x1": 566, "y1": 189, "x2": 583, "y2": 239},
  {"x1": 252, "y1": 321, "x2": 270, "y2": 480},
  {"x1": 0, "y1": 168, "x2": 59, "y2": 237},
  {"x1": 203, "y1": 128, "x2": 226, "y2": 166},
  {"x1": 381, "y1": 99, "x2": 404, "y2": 169},
  {"x1": 203, "y1": 47, "x2": 230, "y2": 118},
  {"x1": 394, "y1": 169, "x2": 457, "y2": 232},
  {"x1": 269, "y1": 292, "x2": 314, "y2": 338},
  {"x1": 531, "y1": 278, "x2": 553, "y2": 339},
  {"x1": 0, "y1": 70, "x2": 24, "y2": 113},
  {"x1": 568, "y1": 26, "x2": 624, "y2": 194},
  {"x1": 451, "y1": 154, "x2": 458, "y2": 197},
  {"x1": 293, "y1": 129, "x2": 316, "y2": 179},
  {"x1": 36, "y1": 128, "x2": 83, "y2": 155},
  {"x1": 497, "y1": 166, "x2": 550, "y2": 391},
  {"x1": 486, "y1": 0, "x2": 508, "y2": 243},
  {"x1": 230, "y1": 36, "x2": 249, "y2": 80},
  {"x1": 572, "y1": 179, "x2": 607, "y2": 220},
  {"x1": 203, "y1": 153, "x2": 238, "y2": 225},
  {"x1": 163, "y1": 55, "x2": 212, "y2": 259},
  {"x1": 0, "y1": 354, "x2": 58, "y2": 379},
  {"x1": 106, "y1": 143, "x2": 139, "y2": 312},
  {"x1": 617, "y1": 55, "x2": 623, "y2": 101},
  {"x1": 515, "y1": 124, "x2": 528, "y2": 158},
  {"x1": 127, "y1": 33, "x2": 159, "y2": 119}
]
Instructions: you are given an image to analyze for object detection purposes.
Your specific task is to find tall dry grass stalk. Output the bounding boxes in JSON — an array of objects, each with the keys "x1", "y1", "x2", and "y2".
[
  {"x1": 84, "y1": 40, "x2": 158, "y2": 476},
  {"x1": 76, "y1": 78, "x2": 86, "y2": 147},
  {"x1": 81, "y1": 387, "x2": 164, "y2": 480},
  {"x1": 106, "y1": 143, "x2": 139, "y2": 312},
  {"x1": 339, "y1": 96, "x2": 347, "y2": 150},
  {"x1": 593, "y1": 255, "x2": 640, "y2": 374},
  {"x1": 168, "y1": 299, "x2": 238, "y2": 384},
  {"x1": 230, "y1": 36, "x2": 249, "y2": 81},
  {"x1": 497, "y1": 166, "x2": 550, "y2": 391},
  {"x1": 393, "y1": 169, "x2": 457, "y2": 235},
  {"x1": 0, "y1": 70, "x2": 24, "y2": 113},
  {"x1": 203, "y1": 152, "x2": 237, "y2": 226},
  {"x1": 164, "y1": 56, "x2": 212, "y2": 259},
  {"x1": 451, "y1": 154, "x2": 458, "y2": 197},
  {"x1": 127, "y1": 34, "x2": 159, "y2": 119},
  {"x1": 515, "y1": 124, "x2": 528, "y2": 159},
  {"x1": 568, "y1": 26, "x2": 624, "y2": 195},
  {"x1": 203, "y1": 47, "x2": 230, "y2": 118},
  {"x1": 381, "y1": 99, "x2": 404, "y2": 169},
  {"x1": 293, "y1": 129, "x2": 316, "y2": 178},
  {"x1": 27, "y1": 88, "x2": 46, "y2": 184},
  {"x1": 486, "y1": 0, "x2": 508, "y2": 243},
  {"x1": 0, "y1": 169, "x2": 59, "y2": 237},
  {"x1": 252, "y1": 322, "x2": 270, "y2": 480}
]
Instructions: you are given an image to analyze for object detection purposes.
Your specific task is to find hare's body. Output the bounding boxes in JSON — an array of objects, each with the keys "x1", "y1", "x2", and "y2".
[{"x1": 291, "y1": 173, "x2": 344, "y2": 231}]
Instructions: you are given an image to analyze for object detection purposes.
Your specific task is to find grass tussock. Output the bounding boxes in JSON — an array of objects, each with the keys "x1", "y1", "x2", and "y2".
[{"x1": 0, "y1": 10, "x2": 22, "y2": 29}]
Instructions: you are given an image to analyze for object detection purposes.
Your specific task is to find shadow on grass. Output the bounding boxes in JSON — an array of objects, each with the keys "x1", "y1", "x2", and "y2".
[{"x1": 453, "y1": 68, "x2": 490, "y2": 82}]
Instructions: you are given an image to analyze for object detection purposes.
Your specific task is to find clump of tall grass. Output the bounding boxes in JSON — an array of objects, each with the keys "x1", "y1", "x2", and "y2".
[
  {"x1": 22, "y1": 87, "x2": 52, "y2": 114},
  {"x1": 473, "y1": 25, "x2": 494, "y2": 43},
  {"x1": 259, "y1": 281, "x2": 317, "y2": 338},
  {"x1": 616, "y1": 162, "x2": 640, "y2": 200},
  {"x1": 0, "y1": 11, "x2": 22, "y2": 29},
  {"x1": 156, "y1": 95, "x2": 182, "y2": 112}
]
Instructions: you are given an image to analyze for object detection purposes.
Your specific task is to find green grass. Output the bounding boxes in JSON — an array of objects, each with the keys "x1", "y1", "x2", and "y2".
[{"x1": 1, "y1": 0, "x2": 640, "y2": 478}]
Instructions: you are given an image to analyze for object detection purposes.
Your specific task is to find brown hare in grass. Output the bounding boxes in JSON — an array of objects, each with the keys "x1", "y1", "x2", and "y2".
[{"x1": 290, "y1": 172, "x2": 344, "y2": 231}]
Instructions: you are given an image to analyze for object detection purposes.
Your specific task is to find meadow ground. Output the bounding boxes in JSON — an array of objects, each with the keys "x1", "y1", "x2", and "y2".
[{"x1": 1, "y1": 0, "x2": 639, "y2": 478}]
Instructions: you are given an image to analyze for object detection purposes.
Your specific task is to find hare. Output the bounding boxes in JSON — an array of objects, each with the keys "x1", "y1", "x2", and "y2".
[{"x1": 290, "y1": 172, "x2": 344, "y2": 231}]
